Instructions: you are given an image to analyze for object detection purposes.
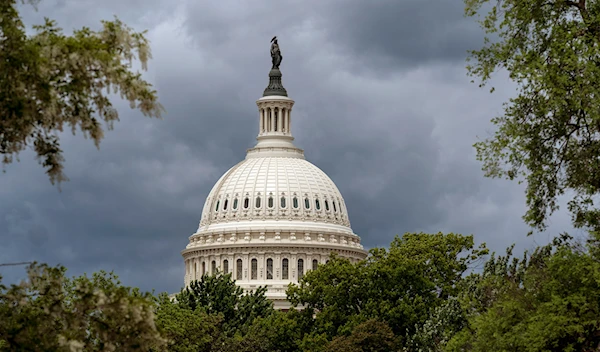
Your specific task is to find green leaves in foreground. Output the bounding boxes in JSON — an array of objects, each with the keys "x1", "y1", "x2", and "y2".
[
  {"x1": 0, "y1": 0, "x2": 164, "y2": 185},
  {"x1": 465, "y1": 0, "x2": 600, "y2": 232},
  {"x1": 0, "y1": 263, "x2": 165, "y2": 351}
]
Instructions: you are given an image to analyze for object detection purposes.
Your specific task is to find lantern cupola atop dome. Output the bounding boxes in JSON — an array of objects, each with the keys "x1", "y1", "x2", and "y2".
[{"x1": 251, "y1": 36, "x2": 301, "y2": 159}]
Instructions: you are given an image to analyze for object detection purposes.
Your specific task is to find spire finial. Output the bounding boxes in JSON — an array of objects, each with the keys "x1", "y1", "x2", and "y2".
[{"x1": 263, "y1": 36, "x2": 288, "y2": 97}]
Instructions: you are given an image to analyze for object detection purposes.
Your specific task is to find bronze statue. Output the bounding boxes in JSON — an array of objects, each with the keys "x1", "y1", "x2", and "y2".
[{"x1": 271, "y1": 36, "x2": 282, "y2": 69}]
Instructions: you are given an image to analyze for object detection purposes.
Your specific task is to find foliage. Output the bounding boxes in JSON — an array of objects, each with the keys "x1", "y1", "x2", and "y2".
[
  {"x1": 0, "y1": 0, "x2": 163, "y2": 185},
  {"x1": 465, "y1": 0, "x2": 600, "y2": 232},
  {"x1": 154, "y1": 293, "x2": 224, "y2": 352},
  {"x1": 324, "y1": 319, "x2": 398, "y2": 352},
  {"x1": 448, "y1": 234, "x2": 600, "y2": 351},
  {"x1": 0, "y1": 263, "x2": 165, "y2": 351},
  {"x1": 288, "y1": 232, "x2": 488, "y2": 348},
  {"x1": 175, "y1": 271, "x2": 273, "y2": 334}
]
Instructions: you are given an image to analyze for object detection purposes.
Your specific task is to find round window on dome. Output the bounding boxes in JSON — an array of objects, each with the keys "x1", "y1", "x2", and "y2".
[
  {"x1": 281, "y1": 196, "x2": 286, "y2": 208},
  {"x1": 304, "y1": 198, "x2": 310, "y2": 209},
  {"x1": 268, "y1": 196, "x2": 274, "y2": 208},
  {"x1": 325, "y1": 200, "x2": 329, "y2": 211},
  {"x1": 315, "y1": 199, "x2": 321, "y2": 210},
  {"x1": 293, "y1": 197, "x2": 299, "y2": 208},
  {"x1": 233, "y1": 198, "x2": 238, "y2": 210},
  {"x1": 244, "y1": 197, "x2": 249, "y2": 209},
  {"x1": 255, "y1": 197, "x2": 261, "y2": 208}
]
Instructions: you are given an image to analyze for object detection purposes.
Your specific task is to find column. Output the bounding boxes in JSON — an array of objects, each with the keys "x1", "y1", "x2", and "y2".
[
  {"x1": 259, "y1": 108, "x2": 264, "y2": 133},
  {"x1": 268, "y1": 108, "x2": 272, "y2": 132},
  {"x1": 287, "y1": 109, "x2": 291, "y2": 134},
  {"x1": 278, "y1": 107, "x2": 283, "y2": 133}
]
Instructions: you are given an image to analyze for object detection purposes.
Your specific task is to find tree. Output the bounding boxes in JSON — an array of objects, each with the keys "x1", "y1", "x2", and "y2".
[
  {"x1": 287, "y1": 232, "x2": 488, "y2": 348},
  {"x1": 0, "y1": 263, "x2": 165, "y2": 351},
  {"x1": 154, "y1": 293, "x2": 224, "y2": 352},
  {"x1": 1, "y1": 0, "x2": 163, "y2": 185},
  {"x1": 325, "y1": 319, "x2": 397, "y2": 352},
  {"x1": 448, "y1": 234, "x2": 600, "y2": 351},
  {"x1": 465, "y1": 0, "x2": 600, "y2": 232},
  {"x1": 176, "y1": 272, "x2": 274, "y2": 334}
]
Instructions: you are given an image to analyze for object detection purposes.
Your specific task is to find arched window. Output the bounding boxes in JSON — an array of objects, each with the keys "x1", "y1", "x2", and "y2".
[
  {"x1": 304, "y1": 198, "x2": 310, "y2": 209},
  {"x1": 236, "y1": 259, "x2": 243, "y2": 280},
  {"x1": 211, "y1": 260, "x2": 216, "y2": 275},
  {"x1": 315, "y1": 199, "x2": 321, "y2": 210},
  {"x1": 325, "y1": 200, "x2": 329, "y2": 211},
  {"x1": 215, "y1": 200, "x2": 220, "y2": 211},
  {"x1": 223, "y1": 199, "x2": 228, "y2": 210},
  {"x1": 223, "y1": 259, "x2": 229, "y2": 274},
  {"x1": 281, "y1": 196, "x2": 286, "y2": 208},
  {"x1": 268, "y1": 196, "x2": 274, "y2": 208},
  {"x1": 251, "y1": 259, "x2": 258, "y2": 280},
  {"x1": 333, "y1": 201, "x2": 337, "y2": 212},
  {"x1": 312, "y1": 259, "x2": 318, "y2": 271},
  {"x1": 202, "y1": 262, "x2": 206, "y2": 275},
  {"x1": 293, "y1": 197, "x2": 299, "y2": 208},
  {"x1": 244, "y1": 197, "x2": 249, "y2": 209},
  {"x1": 194, "y1": 262, "x2": 197, "y2": 280},
  {"x1": 255, "y1": 197, "x2": 261, "y2": 208},
  {"x1": 298, "y1": 259, "x2": 304, "y2": 280},
  {"x1": 233, "y1": 198, "x2": 238, "y2": 210},
  {"x1": 267, "y1": 258, "x2": 273, "y2": 279},
  {"x1": 282, "y1": 258, "x2": 289, "y2": 280}
]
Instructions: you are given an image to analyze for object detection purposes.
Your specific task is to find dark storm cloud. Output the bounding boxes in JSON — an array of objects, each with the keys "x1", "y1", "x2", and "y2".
[
  {"x1": 0, "y1": 0, "x2": 570, "y2": 295},
  {"x1": 318, "y1": 0, "x2": 486, "y2": 72}
]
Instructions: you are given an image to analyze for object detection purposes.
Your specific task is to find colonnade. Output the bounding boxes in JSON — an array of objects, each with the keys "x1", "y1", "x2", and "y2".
[{"x1": 259, "y1": 106, "x2": 291, "y2": 134}]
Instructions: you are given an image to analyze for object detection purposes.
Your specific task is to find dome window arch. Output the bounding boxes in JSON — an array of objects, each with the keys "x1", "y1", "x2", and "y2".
[
  {"x1": 282, "y1": 258, "x2": 289, "y2": 279},
  {"x1": 293, "y1": 196, "x2": 299, "y2": 208},
  {"x1": 315, "y1": 199, "x2": 321, "y2": 210},
  {"x1": 268, "y1": 196, "x2": 274, "y2": 208},
  {"x1": 251, "y1": 259, "x2": 258, "y2": 280},
  {"x1": 298, "y1": 259, "x2": 304, "y2": 280},
  {"x1": 312, "y1": 259, "x2": 318, "y2": 271},
  {"x1": 215, "y1": 200, "x2": 220, "y2": 212},
  {"x1": 333, "y1": 201, "x2": 337, "y2": 212},
  {"x1": 325, "y1": 200, "x2": 330, "y2": 211},
  {"x1": 236, "y1": 259, "x2": 243, "y2": 280},
  {"x1": 233, "y1": 198, "x2": 238, "y2": 210},
  {"x1": 244, "y1": 197, "x2": 249, "y2": 209},
  {"x1": 280, "y1": 196, "x2": 286, "y2": 208},
  {"x1": 223, "y1": 199, "x2": 228, "y2": 211},
  {"x1": 223, "y1": 259, "x2": 229, "y2": 274},
  {"x1": 211, "y1": 260, "x2": 216, "y2": 275},
  {"x1": 304, "y1": 198, "x2": 310, "y2": 209},
  {"x1": 255, "y1": 196, "x2": 262, "y2": 208},
  {"x1": 266, "y1": 258, "x2": 273, "y2": 279}
]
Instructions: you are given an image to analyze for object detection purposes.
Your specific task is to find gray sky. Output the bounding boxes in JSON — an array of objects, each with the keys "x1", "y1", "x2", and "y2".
[{"x1": 1, "y1": 0, "x2": 578, "y2": 293}]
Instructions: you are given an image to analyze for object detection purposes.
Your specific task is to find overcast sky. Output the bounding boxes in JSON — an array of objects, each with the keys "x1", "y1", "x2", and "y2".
[{"x1": 1, "y1": 0, "x2": 579, "y2": 293}]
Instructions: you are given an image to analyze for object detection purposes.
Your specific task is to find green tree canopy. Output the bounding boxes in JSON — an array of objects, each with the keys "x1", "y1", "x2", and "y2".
[
  {"x1": 1, "y1": 0, "x2": 163, "y2": 185},
  {"x1": 287, "y1": 232, "x2": 488, "y2": 348},
  {"x1": 465, "y1": 0, "x2": 600, "y2": 232},
  {"x1": 0, "y1": 263, "x2": 165, "y2": 351},
  {"x1": 448, "y1": 234, "x2": 600, "y2": 351},
  {"x1": 175, "y1": 272, "x2": 273, "y2": 334}
]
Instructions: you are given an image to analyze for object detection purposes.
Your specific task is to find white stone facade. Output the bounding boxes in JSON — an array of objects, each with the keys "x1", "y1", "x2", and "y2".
[{"x1": 182, "y1": 78, "x2": 367, "y2": 309}]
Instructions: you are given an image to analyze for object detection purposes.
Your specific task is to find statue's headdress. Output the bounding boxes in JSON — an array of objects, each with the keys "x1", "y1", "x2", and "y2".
[{"x1": 271, "y1": 36, "x2": 277, "y2": 43}]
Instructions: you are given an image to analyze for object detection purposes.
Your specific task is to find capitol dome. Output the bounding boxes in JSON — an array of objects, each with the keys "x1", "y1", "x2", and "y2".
[{"x1": 182, "y1": 41, "x2": 367, "y2": 309}]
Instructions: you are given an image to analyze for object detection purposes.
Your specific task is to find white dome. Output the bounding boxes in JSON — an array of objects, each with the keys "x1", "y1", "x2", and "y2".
[
  {"x1": 181, "y1": 65, "x2": 366, "y2": 309},
  {"x1": 198, "y1": 157, "x2": 351, "y2": 231}
]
